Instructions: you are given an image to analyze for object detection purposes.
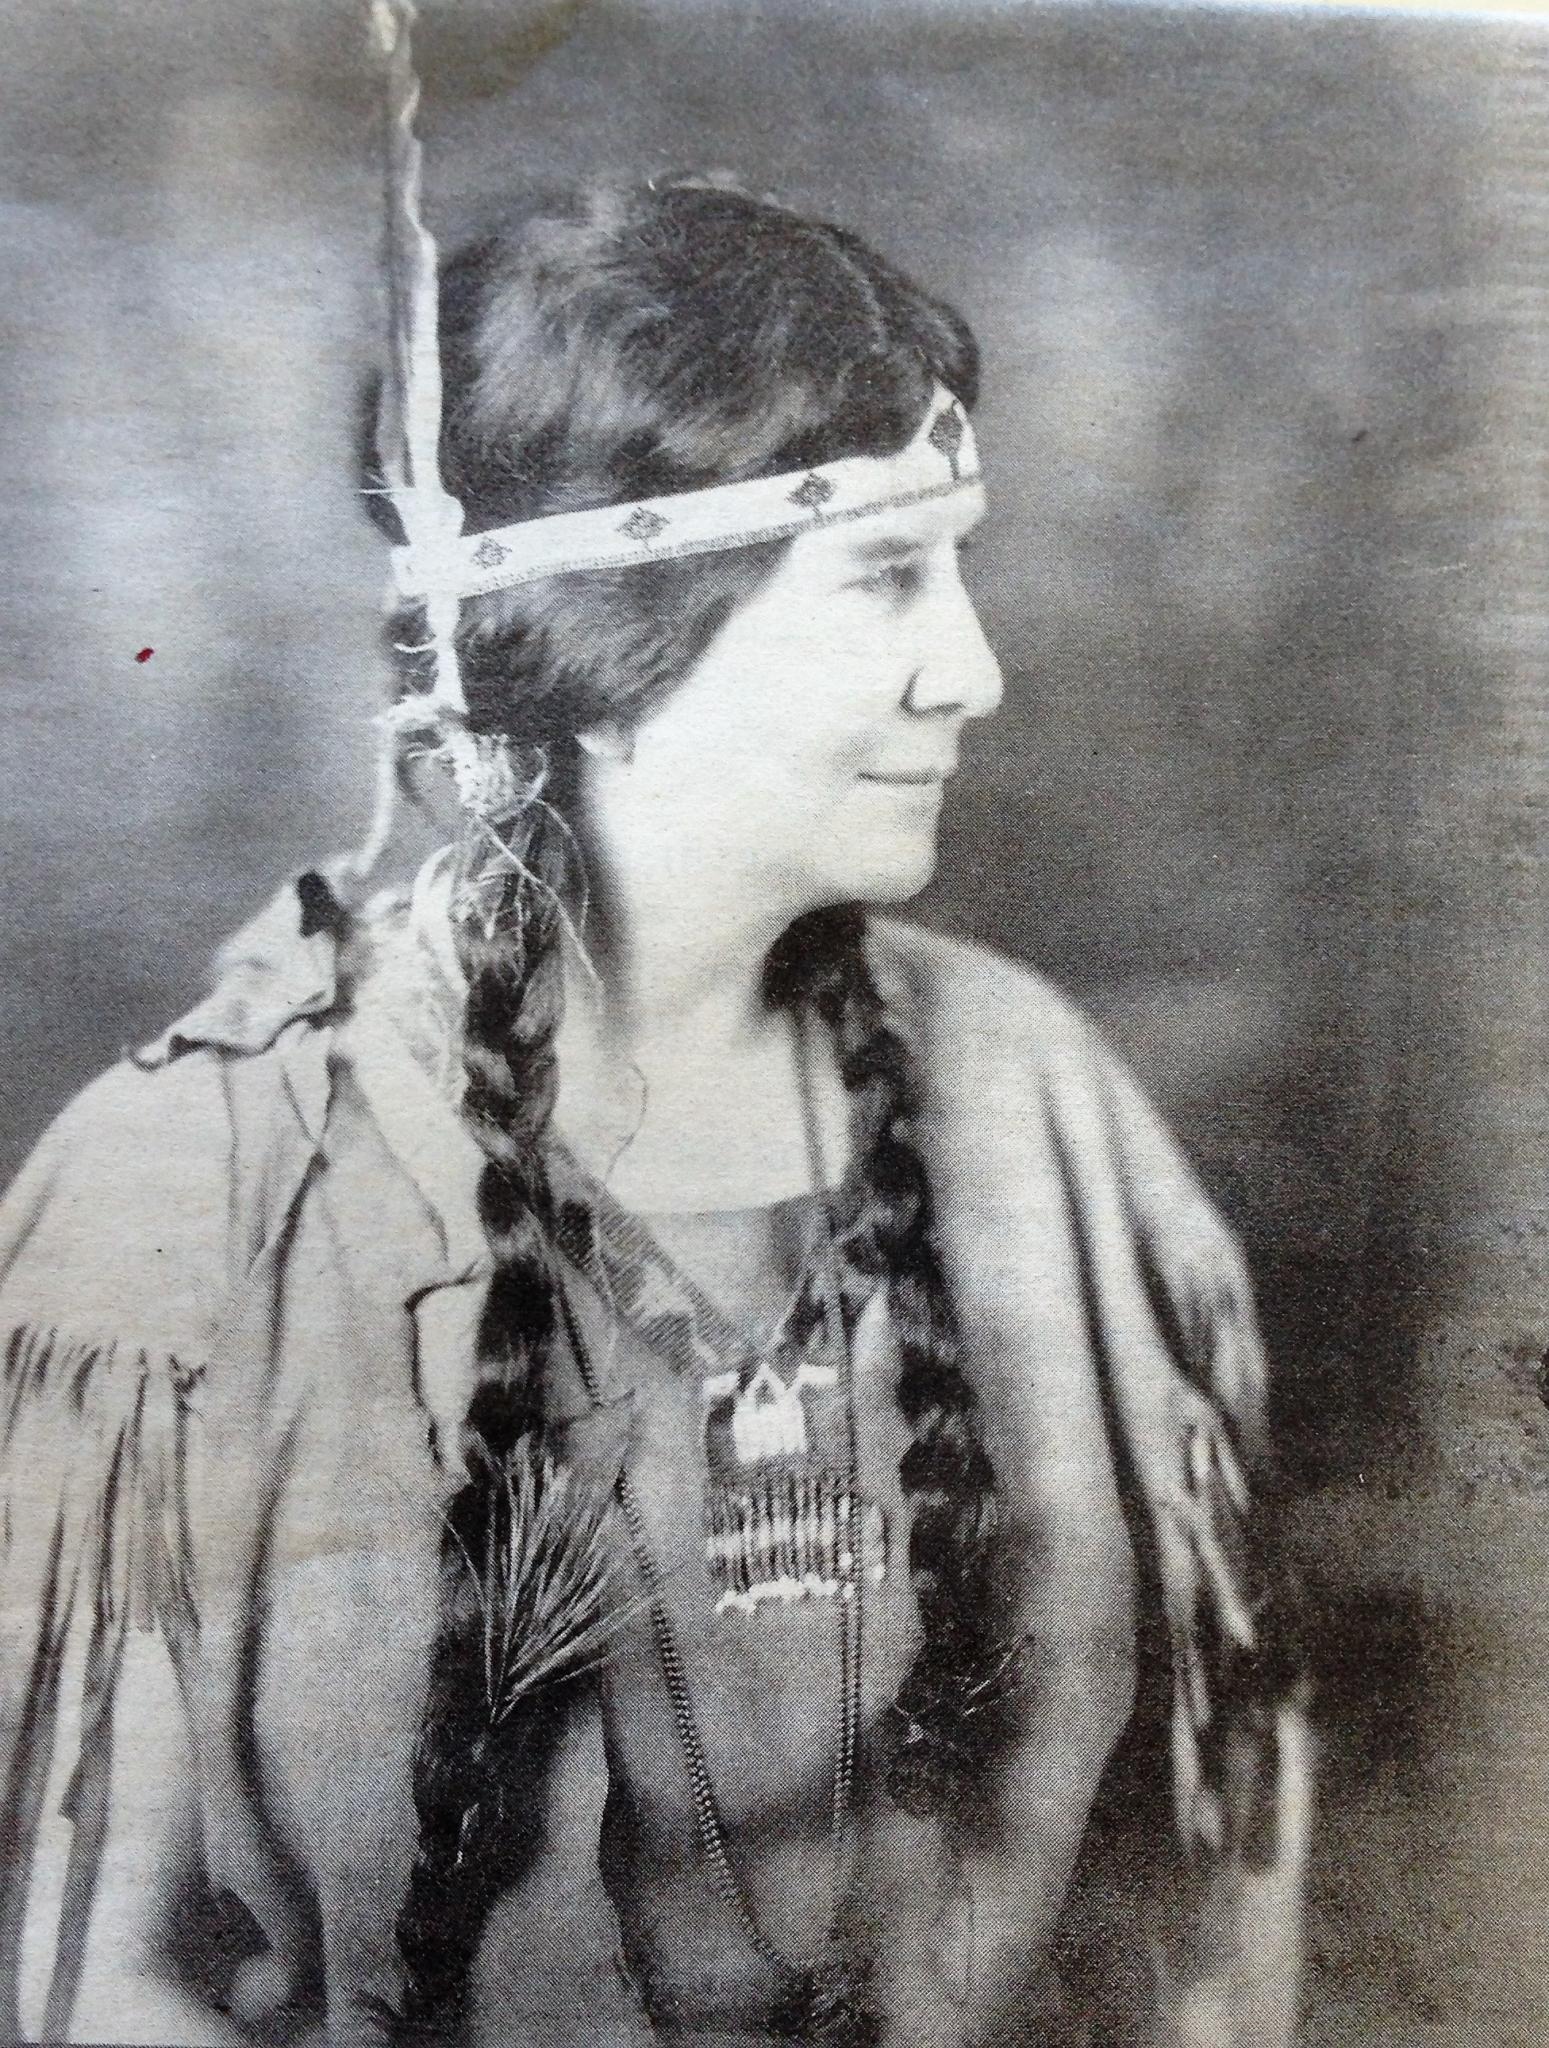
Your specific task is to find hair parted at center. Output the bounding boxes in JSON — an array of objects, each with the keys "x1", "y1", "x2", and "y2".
[{"x1": 363, "y1": 176, "x2": 1003, "y2": 2033}]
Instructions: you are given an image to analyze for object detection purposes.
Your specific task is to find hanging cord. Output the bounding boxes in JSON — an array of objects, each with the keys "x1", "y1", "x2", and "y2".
[{"x1": 347, "y1": 0, "x2": 518, "y2": 888}]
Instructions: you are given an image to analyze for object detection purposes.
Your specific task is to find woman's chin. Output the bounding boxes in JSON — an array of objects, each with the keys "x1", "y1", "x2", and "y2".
[{"x1": 827, "y1": 838, "x2": 941, "y2": 908}]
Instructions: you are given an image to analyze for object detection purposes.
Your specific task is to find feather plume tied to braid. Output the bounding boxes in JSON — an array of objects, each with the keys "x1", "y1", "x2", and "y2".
[
  {"x1": 409, "y1": 1442, "x2": 625, "y2": 1976},
  {"x1": 446, "y1": 1441, "x2": 628, "y2": 1724}
]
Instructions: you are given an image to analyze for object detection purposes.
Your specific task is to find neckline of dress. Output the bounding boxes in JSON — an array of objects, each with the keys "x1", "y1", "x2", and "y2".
[
  {"x1": 550, "y1": 1137, "x2": 850, "y2": 1225},
  {"x1": 547, "y1": 1075, "x2": 869, "y2": 1385}
]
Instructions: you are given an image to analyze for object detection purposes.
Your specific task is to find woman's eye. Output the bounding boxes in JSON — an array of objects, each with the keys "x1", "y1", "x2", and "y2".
[{"x1": 857, "y1": 561, "x2": 924, "y2": 599}]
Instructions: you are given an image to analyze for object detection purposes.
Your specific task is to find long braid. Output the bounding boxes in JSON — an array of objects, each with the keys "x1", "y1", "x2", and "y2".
[
  {"x1": 398, "y1": 760, "x2": 575, "y2": 2025},
  {"x1": 453, "y1": 787, "x2": 568, "y2": 1461},
  {"x1": 780, "y1": 907, "x2": 1005, "y2": 1820}
]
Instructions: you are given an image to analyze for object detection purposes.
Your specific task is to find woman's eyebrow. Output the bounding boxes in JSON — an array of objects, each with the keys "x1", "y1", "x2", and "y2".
[
  {"x1": 842, "y1": 505, "x2": 987, "y2": 566},
  {"x1": 843, "y1": 530, "x2": 935, "y2": 565}
]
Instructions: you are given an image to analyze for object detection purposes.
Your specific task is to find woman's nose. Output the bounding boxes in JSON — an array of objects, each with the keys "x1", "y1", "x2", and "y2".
[{"x1": 903, "y1": 569, "x2": 1004, "y2": 721}]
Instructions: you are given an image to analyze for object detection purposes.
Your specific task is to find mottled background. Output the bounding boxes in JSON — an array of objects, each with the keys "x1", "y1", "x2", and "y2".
[{"x1": 2, "y1": 0, "x2": 1546, "y2": 2040}]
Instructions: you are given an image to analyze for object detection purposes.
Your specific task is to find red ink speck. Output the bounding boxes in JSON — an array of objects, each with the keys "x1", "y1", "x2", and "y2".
[{"x1": 135, "y1": 647, "x2": 154, "y2": 663}]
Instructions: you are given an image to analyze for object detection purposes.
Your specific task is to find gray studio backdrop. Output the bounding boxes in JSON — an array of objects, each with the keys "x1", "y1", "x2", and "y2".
[{"x1": 2, "y1": 1, "x2": 1546, "y2": 2042}]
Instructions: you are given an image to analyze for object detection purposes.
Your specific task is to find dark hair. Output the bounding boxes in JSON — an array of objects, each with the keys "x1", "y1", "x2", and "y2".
[{"x1": 367, "y1": 178, "x2": 1000, "y2": 2034}]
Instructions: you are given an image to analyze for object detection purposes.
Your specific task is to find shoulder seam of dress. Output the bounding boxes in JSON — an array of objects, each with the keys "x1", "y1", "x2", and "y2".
[{"x1": 132, "y1": 870, "x2": 354, "y2": 1069}]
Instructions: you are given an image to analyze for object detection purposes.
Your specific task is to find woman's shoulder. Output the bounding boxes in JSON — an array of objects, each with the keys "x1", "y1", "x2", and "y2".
[
  {"x1": 870, "y1": 920, "x2": 1226, "y2": 1196},
  {"x1": 12, "y1": 869, "x2": 348, "y2": 1166},
  {"x1": 0, "y1": 873, "x2": 352, "y2": 1357},
  {"x1": 872, "y1": 915, "x2": 1262, "y2": 1406},
  {"x1": 0, "y1": 1051, "x2": 235, "y2": 1347},
  {"x1": 868, "y1": 914, "x2": 1124, "y2": 1091}
]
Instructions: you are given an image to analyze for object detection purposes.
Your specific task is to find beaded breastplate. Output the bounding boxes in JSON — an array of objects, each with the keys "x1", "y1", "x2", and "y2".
[{"x1": 549, "y1": 1150, "x2": 888, "y2": 1615}]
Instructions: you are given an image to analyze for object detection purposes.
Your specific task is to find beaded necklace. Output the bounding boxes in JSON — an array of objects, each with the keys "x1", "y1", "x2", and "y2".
[{"x1": 551, "y1": 1016, "x2": 871, "y2": 2014}]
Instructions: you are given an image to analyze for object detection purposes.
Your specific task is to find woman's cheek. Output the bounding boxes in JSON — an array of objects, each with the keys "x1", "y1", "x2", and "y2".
[{"x1": 787, "y1": 595, "x2": 893, "y2": 672}]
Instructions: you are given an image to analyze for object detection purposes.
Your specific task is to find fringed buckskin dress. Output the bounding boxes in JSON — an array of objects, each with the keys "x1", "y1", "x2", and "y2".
[{"x1": 0, "y1": 872, "x2": 1310, "y2": 2047}]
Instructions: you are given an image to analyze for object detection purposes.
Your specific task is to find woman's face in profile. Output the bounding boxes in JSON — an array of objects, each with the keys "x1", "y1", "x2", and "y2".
[{"x1": 586, "y1": 470, "x2": 1002, "y2": 918}]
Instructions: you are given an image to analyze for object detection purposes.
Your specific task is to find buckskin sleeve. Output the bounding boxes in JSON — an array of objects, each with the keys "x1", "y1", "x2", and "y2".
[
  {"x1": 1085, "y1": 1040, "x2": 1313, "y2": 2048},
  {"x1": 0, "y1": 1054, "x2": 239, "y2": 2043}
]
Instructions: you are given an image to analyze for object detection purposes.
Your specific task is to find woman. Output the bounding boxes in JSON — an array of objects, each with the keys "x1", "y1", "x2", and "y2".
[{"x1": 0, "y1": 174, "x2": 1307, "y2": 2047}]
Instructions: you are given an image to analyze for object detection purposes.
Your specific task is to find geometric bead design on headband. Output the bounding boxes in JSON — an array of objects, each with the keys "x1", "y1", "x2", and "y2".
[
  {"x1": 928, "y1": 401, "x2": 966, "y2": 479},
  {"x1": 619, "y1": 506, "x2": 671, "y2": 544},
  {"x1": 789, "y1": 472, "x2": 837, "y2": 512}
]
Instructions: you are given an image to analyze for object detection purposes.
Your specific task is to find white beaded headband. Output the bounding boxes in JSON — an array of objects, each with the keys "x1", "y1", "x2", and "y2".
[{"x1": 391, "y1": 387, "x2": 983, "y2": 604}]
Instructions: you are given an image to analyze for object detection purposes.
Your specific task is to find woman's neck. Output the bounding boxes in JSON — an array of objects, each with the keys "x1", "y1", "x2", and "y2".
[
  {"x1": 573, "y1": 899, "x2": 784, "y2": 1059},
  {"x1": 550, "y1": 883, "x2": 848, "y2": 1211}
]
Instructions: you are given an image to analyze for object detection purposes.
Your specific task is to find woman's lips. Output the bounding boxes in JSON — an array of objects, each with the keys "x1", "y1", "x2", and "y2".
[{"x1": 858, "y1": 767, "x2": 953, "y2": 786}]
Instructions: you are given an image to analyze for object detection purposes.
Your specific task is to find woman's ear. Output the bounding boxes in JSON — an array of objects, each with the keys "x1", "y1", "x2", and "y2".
[{"x1": 576, "y1": 718, "x2": 635, "y2": 766}]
